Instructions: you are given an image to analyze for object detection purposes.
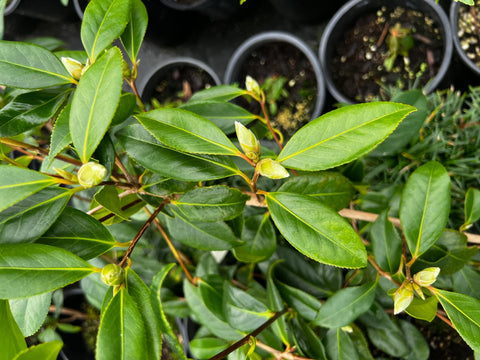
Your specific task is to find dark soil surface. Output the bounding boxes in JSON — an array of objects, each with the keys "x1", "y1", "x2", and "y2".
[
  {"x1": 166, "y1": 0, "x2": 199, "y2": 6},
  {"x1": 332, "y1": 6, "x2": 444, "y2": 102},
  {"x1": 237, "y1": 42, "x2": 317, "y2": 137},
  {"x1": 457, "y1": 3, "x2": 480, "y2": 67}
]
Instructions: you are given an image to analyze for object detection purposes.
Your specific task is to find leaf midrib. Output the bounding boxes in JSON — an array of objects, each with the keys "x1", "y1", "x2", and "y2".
[
  {"x1": 414, "y1": 169, "x2": 434, "y2": 257},
  {"x1": 90, "y1": 0, "x2": 116, "y2": 61},
  {"x1": 437, "y1": 291, "x2": 480, "y2": 329},
  {"x1": 0, "y1": 59, "x2": 72, "y2": 82}
]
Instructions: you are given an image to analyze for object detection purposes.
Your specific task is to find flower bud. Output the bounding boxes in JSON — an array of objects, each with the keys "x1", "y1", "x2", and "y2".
[
  {"x1": 77, "y1": 162, "x2": 107, "y2": 187},
  {"x1": 256, "y1": 158, "x2": 289, "y2": 179},
  {"x1": 412, "y1": 282, "x2": 425, "y2": 300},
  {"x1": 245, "y1": 75, "x2": 261, "y2": 98},
  {"x1": 235, "y1": 121, "x2": 260, "y2": 162},
  {"x1": 61, "y1": 57, "x2": 84, "y2": 81},
  {"x1": 101, "y1": 264, "x2": 125, "y2": 286},
  {"x1": 413, "y1": 267, "x2": 440, "y2": 287},
  {"x1": 394, "y1": 282, "x2": 414, "y2": 315},
  {"x1": 122, "y1": 60, "x2": 132, "y2": 78}
]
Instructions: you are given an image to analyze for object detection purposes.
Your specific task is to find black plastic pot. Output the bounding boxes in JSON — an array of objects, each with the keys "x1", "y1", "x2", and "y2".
[
  {"x1": 268, "y1": 0, "x2": 347, "y2": 24},
  {"x1": 224, "y1": 31, "x2": 326, "y2": 123},
  {"x1": 139, "y1": 57, "x2": 221, "y2": 105},
  {"x1": 159, "y1": 0, "x2": 242, "y2": 20},
  {"x1": 6, "y1": 0, "x2": 74, "y2": 21},
  {"x1": 4, "y1": 0, "x2": 21, "y2": 16},
  {"x1": 319, "y1": 0, "x2": 453, "y2": 104}
]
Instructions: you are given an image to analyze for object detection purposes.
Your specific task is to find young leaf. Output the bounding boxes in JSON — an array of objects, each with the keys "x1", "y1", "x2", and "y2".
[
  {"x1": 266, "y1": 192, "x2": 367, "y2": 268},
  {"x1": 0, "y1": 299, "x2": 27, "y2": 359},
  {"x1": 81, "y1": 0, "x2": 130, "y2": 62},
  {"x1": 37, "y1": 206, "x2": 116, "y2": 260},
  {"x1": 324, "y1": 328, "x2": 359, "y2": 360},
  {"x1": 369, "y1": 210, "x2": 402, "y2": 273},
  {"x1": 405, "y1": 296, "x2": 438, "y2": 322},
  {"x1": 174, "y1": 185, "x2": 249, "y2": 222},
  {"x1": 276, "y1": 280, "x2": 322, "y2": 322},
  {"x1": 400, "y1": 161, "x2": 451, "y2": 258},
  {"x1": 136, "y1": 108, "x2": 240, "y2": 156},
  {"x1": 70, "y1": 46, "x2": 122, "y2": 163},
  {"x1": 277, "y1": 102, "x2": 415, "y2": 170},
  {"x1": 96, "y1": 287, "x2": 147, "y2": 360},
  {"x1": 0, "y1": 243, "x2": 96, "y2": 299},
  {"x1": 118, "y1": 124, "x2": 240, "y2": 181},
  {"x1": 120, "y1": 0, "x2": 147, "y2": 62},
  {"x1": 48, "y1": 103, "x2": 72, "y2": 162},
  {"x1": 435, "y1": 289, "x2": 480, "y2": 353},
  {"x1": 0, "y1": 41, "x2": 74, "y2": 89},
  {"x1": 0, "y1": 165, "x2": 57, "y2": 212},
  {"x1": 463, "y1": 188, "x2": 480, "y2": 231},
  {"x1": 315, "y1": 281, "x2": 377, "y2": 328},
  {"x1": 189, "y1": 85, "x2": 247, "y2": 103},
  {"x1": 12, "y1": 341, "x2": 63, "y2": 360},
  {"x1": 9, "y1": 292, "x2": 52, "y2": 337}
]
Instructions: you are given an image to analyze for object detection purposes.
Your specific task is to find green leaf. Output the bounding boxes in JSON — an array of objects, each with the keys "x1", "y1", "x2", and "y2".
[
  {"x1": 48, "y1": 103, "x2": 72, "y2": 162},
  {"x1": 110, "y1": 92, "x2": 137, "y2": 126},
  {"x1": 70, "y1": 46, "x2": 122, "y2": 163},
  {"x1": 0, "y1": 243, "x2": 95, "y2": 299},
  {"x1": 369, "y1": 210, "x2": 402, "y2": 273},
  {"x1": 405, "y1": 296, "x2": 438, "y2": 322},
  {"x1": 278, "y1": 172, "x2": 356, "y2": 211},
  {"x1": 37, "y1": 206, "x2": 116, "y2": 260},
  {"x1": 0, "y1": 89, "x2": 70, "y2": 137},
  {"x1": 324, "y1": 328, "x2": 359, "y2": 360},
  {"x1": 94, "y1": 186, "x2": 131, "y2": 221},
  {"x1": 198, "y1": 276, "x2": 226, "y2": 320},
  {"x1": 0, "y1": 165, "x2": 57, "y2": 212},
  {"x1": 398, "y1": 319, "x2": 429, "y2": 360},
  {"x1": 26, "y1": 37, "x2": 65, "y2": 51},
  {"x1": 453, "y1": 265, "x2": 480, "y2": 299},
  {"x1": 315, "y1": 281, "x2": 377, "y2": 328},
  {"x1": 96, "y1": 287, "x2": 147, "y2": 360},
  {"x1": 126, "y1": 269, "x2": 161, "y2": 360},
  {"x1": 81, "y1": 271, "x2": 109, "y2": 310},
  {"x1": 190, "y1": 338, "x2": 229, "y2": 359},
  {"x1": 120, "y1": 0, "x2": 147, "y2": 62},
  {"x1": 266, "y1": 261, "x2": 289, "y2": 345},
  {"x1": 0, "y1": 187, "x2": 70, "y2": 244},
  {"x1": 189, "y1": 85, "x2": 247, "y2": 103},
  {"x1": 0, "y1": 299, "x2": 26, "y2": 360},
  {"x1": 136, "y1": 108, "x2": 240, "y2": 156},
  {"x1": 233, "y1": 213, "x2": 276, "y2": 263},
  {"x1": 180, "y1": 101, "x2": 255, "y2": 135},
  {"x1": 349, "y1": 325, "x2": 374, "y2": 360},
  {"x1": 266, "y1": 192, "x2": 366, "y2": 268},
  {"x1": 277, "y1": 102, "x2": 415, "y2": 170},
  {"x1": 276, "y1": 280, "x2": 322, "y2": 322},
  {"x1": 9, "y1": 292, "x2": 52, "y2": 337},
  {"x1": 118, "y1": 124, "x2": 240, "y2": 181},
  {"x1": 174, "y1": 185, "x2": 249, "y2": 222},
  {"x1": 435, "y1": 289, "x2": 480, "y2": 353},
  {"x1": 90, "y1": 190, "x2": 144, "y2": 225},
  {"x1": 81, "y1": 0, "x2": 130, "y2": 62},
  {"x1": 12, "y1": 341, "x2": 63, "y2": 360},
  {"x1": 463, "y1": 188, "x2": 480, "y2": 231},
  {"x1": 400, "y1": 161, "x2": 451, "y2": 258},
  {"x1": 151, "y1": 265, "x2": 188, "y2": 360},
  {"x1": 164, "y1": 207, "x2": 242, "y2": 251},
  {"x1": 0, "y1": 41, "x2": 74, "y2": 89},
  {"x1": 290, "y1": 317, "x2": 327, "y2": 360}
]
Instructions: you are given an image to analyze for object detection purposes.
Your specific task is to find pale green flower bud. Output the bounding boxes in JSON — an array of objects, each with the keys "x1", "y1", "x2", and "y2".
[
  {"x1": 61, "y1": 57, "x2": 84, "y2": 81},
  {"x1": 245, "y1": 75, "x2": 261, "y2": 98},
  {"x1": 394, "y1": 282, "x2": 414, "y2": 315},
  {"x1": 412, "y1": 282, "x2": 425, "y2": 300},
  {"x1": 122, "y1": 60, "x2": 132, "y2": 78},
  {"x1": 101, "y1": 264, "x2": 125, "y2": 286},
  {"x1": 235, "y1": 121, "x2": 260, "y2": 162},
  {"x1": 77, "y1": 162, "x2": 107, "y2": 187},
  {"x1": 413, "y1": 267, "x2": 440, "y2": 287},
  {"x1": 256, "y1": 158, "x2": 289, "y2": 179}
]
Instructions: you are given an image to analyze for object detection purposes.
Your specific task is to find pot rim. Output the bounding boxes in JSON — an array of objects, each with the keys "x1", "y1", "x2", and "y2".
[
  {"x1": 159, "y1": 0, "x2": 210, "y2": 11},
  {"x1": 73, "y1": 0, "x2": 85, "y2": 19},
  {"x1": 5, "y1": 0, "x2": 21, "y2": 16},
  {"x1": 319, "y1": 0, "x2": 453, "y2": 104},
  {"x1": 224, "y1": 30, "x2": 326, "y2": 119}
]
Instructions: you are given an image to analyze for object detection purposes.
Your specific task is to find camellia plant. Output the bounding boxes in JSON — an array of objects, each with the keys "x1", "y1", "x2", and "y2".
[{"x1": 1, "y1": 0, "x2": 480, "y2": 359}]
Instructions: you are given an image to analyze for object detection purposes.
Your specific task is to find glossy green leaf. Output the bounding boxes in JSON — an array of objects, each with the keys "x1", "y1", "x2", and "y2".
[
  {"x1": 93, "y1": 134, "x2": 115, "y2": 177},
  {"x1": 110, "y1": 92, "x2": 137, "y2": 126},
  {"x1": 198, "y1": 276, "x2": 225, "y2": 320},
  {"x1": 96, "y1": 287, "x2": 147, "y2": 360},
  {"x1": 12, "y1": 341, "x2": 63, "y2": 360},
  {"x1": 463, "y1": 188, "x2": 480, "y2": 231},
  {"x1": 190, "y1": 338, "x2": 229, "y2": 359},
  {"x1": 48, "y1": 103, "x2": 72, "y2": 162},
  {"x1": 400, "y1": 161, "x2": 451, "y2": 258},
  {"x1": 266, "y1": 261, "x2": 289, "y2": 346},
  {"x1": 164, "y1": 207, "x2": 242, "y2": 251},
  {"x1": 174, "y1": 185, "x2": 249, "y2": 222},
  {"x1": 37, "y1": 206, "x2": 116, "y2": 260},
  {"x1": 0, "y1": 165, "x2": 57, "y2": 212},
  {"x1": 369, "y1": 210, "x2": 402, "y2": 273},
  {"x1": 151, "y1": 265, "x2": 188, "y2": 360},
  {"x1": 233, "y1": 213, "x2": 276, "y2": 263},
  {"x1": 0, "y1": 41, "x2": 74, "y2": 89},
  {"x1": 0, "y1": 299, "x2": 26, "y2": 360},
  {"x1": 81, "y1": 0, "x2": 130, "y2": 61},
  {"x1": 118, "y1": 124, "x2": 240, "y2": 181},
  {"x1": 94, "y1": 186, "x2": 131, "y2": 221},
  {"x1": 181, "y1": 101, "x2": 255, "y2": 135},
  {"x1": 81, "y1": 271, "x2": 109, "y2": 310},
  {"x1": 276, "y1": 280, "x2": 322, "y2": 322},
  {"x1": 9, "y1": 292, "x2": 52, "y2": 337},
  {"x1": 0, "y1": 89, "x2": 70, "y2": 137},
  {"x1": 70, "y1": 46, "x2": 122, "y2": 163},
  {"x1": 136, "y1": 108, "x2": 240, "y2": 155},
  {"x1": 26, "y1": 37, "x2": 65, "y2": 51},
  {"x1": 90, "y1": 191, "x2": 144, "y2": 225},
  {"x1": 315, "y1": 281, "x2": 377, "y2": 328},
  {"x1": 290, "y1": 317, "x2": 327, "y2": 360},
  {"x1": 324, "y1": 328, "x2": 359, "y2": 360},
  {"x1": 0, "y1": 243, "x2": 95, "y2": 299},
  {"x1": 278, "y1": 172, "x2": 355, "y2": 211},
  {"x1": 398, "y1": 319, "x2": 429, "y2": 360},
  {"x1": 189, "y1": 85, "x2": 247, "y2": 103},
  {"x1": 126, "y1": 269, "x2": 161, "y2": 360},
  {"x1": 120, "y1": 0, "x2": 147, "y2": 61},
  {"x1": 223, "y1": 281, "x2": 272, "y2": 332},
  {"x1": 453, "y1": 265, "x2": 480, "y2": 299},
  {"x1": 349, "y1": 325, "x2": 374, "y2": 360},
  {"x1": 277, "y1": 102, "x2": 415, "y2": 170},
  {"x1": 0, "y1": 187, "x2": 70, "y2": 243},
  {"x1": 405, "y1": 296, "x2": 438, "y2": 322},
  {"x1": 266, "y1": 192, "x2": 366, "y2": 268}
]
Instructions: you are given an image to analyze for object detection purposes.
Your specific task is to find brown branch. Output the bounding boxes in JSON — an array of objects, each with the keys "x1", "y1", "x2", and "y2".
[
  {"x1": 256, "y1": 341, "x2": 313, "y2": 360},
  {"x1": 259, "y1": 96, "x2": 283, "y2": 151},
  {"x1": 98, "y1": 198, "x2": 143, "y2": 223},
  {"x1": 368, "y1": 255, "x2": 401, "y2": 286},
  {"x1": 49, "y1": 305, "x2": 89, "y2": 322},
  {"x1": 115, "y1": 155, "x2": 138, "y2": 186}
]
